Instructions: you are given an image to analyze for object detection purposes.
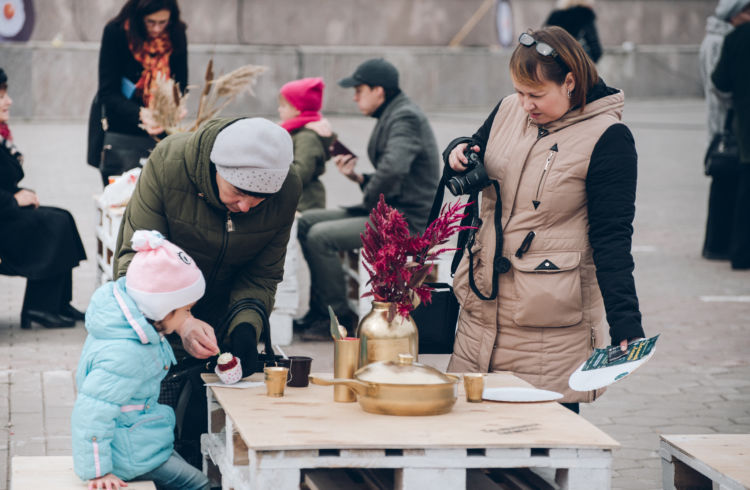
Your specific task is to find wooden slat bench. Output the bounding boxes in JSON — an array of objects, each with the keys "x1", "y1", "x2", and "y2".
[
  {"x1": 660, "y1": 434, "x2": 750, "y2": 490},
  {"x1": 11, "y1": 456, "x2": 156, "y2": 489}
]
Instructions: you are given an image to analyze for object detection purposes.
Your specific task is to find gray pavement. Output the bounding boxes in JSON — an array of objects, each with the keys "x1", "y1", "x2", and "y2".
[{"x1": 2, "y1": 99, "x2": 749, "y2": 489}]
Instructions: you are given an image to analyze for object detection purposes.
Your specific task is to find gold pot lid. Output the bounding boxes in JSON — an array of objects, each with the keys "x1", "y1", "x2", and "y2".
[{"x1": 355, "y1": 354, "x2": 455, "y2": 385}]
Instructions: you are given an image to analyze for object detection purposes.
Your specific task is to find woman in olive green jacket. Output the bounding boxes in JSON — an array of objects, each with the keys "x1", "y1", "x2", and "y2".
[{"x1": 114, "y1": 117, "x2": 302, "y2": 358}]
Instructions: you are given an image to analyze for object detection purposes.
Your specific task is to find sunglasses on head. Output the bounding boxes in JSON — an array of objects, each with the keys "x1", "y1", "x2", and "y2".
[{"x1": 518, "y1": 33, "x2": 570, "y2": 73}]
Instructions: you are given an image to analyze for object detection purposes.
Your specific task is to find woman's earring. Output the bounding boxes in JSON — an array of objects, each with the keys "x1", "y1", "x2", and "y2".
[{"x1": 567, "y1": 90, "x2": 572, "y2": 98}]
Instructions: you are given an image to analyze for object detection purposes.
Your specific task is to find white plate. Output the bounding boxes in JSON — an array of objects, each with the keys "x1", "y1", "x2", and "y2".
[{"x1": 482, "y1": 387, "x2": 563, "y2": 403}]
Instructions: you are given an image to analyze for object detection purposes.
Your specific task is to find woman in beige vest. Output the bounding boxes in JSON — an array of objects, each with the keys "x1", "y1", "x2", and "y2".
[{"x1": 444, "y1": 27, "x2": 645, "y2": 413}]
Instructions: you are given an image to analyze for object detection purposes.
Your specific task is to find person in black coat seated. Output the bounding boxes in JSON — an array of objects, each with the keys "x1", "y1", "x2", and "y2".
[
  {"x1": 94, "y1": 0, "x2": 188, "y2": 185},
  {"x1": 0, "y1": 68, "x2": 87, "y2": 329},
  {"x1": 545, "y1": 0, "x2": 602, "y2": 63}
]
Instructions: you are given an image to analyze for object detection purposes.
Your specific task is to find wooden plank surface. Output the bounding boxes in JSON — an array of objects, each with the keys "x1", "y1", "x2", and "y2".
[
  {"x1": 11, "y1": 456, "x2": 156, "y2": 489},
  {"x1": 661, "y1": 434, "x2": 750, "y2": 487},
  {"x1": 204, "y1": 372, "x2": 618, "y2": 452}
]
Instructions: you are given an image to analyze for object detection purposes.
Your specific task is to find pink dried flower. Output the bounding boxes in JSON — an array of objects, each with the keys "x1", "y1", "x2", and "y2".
[{"x1": 360, "y1": 194, "x2": 472, "y2": 321}]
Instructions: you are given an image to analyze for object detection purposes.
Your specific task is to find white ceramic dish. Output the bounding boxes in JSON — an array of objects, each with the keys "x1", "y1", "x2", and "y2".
[{"x1": 482, "y1": 387, "x2": 563, "y2": 403}]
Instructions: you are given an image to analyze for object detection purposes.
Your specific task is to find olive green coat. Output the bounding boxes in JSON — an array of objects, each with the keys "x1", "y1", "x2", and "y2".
[
  {"x1": 291, "y1": 127, "x2": 332, "y2": 211},
  {"x1": 113, "y1": 118, "x2": 302, "y2": 350}
]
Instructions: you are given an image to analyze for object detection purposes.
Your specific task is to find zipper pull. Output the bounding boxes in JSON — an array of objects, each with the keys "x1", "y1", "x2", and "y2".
[
  {"x1": 543, "y1": 144, "x2": 559, "y2": 171},
  {"x1": 515, "y1": 231, "x2": 536, "y2": 258},
  {"x1": 226, "y1": 213, "x2": 234, "y2": 232}
]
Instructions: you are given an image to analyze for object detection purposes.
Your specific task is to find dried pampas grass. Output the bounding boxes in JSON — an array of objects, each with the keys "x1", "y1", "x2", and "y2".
[
  {"x1": 140, "y1": 73, "x2": 189, "y2": 135},
  {"x1": 141, "y1": 59, "x2": 268, "y2": 136},
  {"x1": 191, "y1": 62, "x2": 268, "y2": 131}
]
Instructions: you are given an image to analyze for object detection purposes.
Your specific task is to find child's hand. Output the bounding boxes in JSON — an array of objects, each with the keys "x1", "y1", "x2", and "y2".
[{"x1": 88, "y1": 473, "x2": 127, "y2": 489}]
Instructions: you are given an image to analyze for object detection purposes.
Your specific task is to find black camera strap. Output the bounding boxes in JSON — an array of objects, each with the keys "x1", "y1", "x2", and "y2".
[
  {"x1": 466, "y1": 181, "x2": 505, "y2": 301},
  {"x1": 427, "y1": 176, "x2": 505, "y2": 301}
]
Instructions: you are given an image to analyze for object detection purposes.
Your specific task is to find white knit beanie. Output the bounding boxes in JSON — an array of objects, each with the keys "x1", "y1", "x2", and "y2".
[
  {"x1": 126, "y1": 230, "x2": 206, "y2": 321},
  {"x1": 715, "y1": 0, "x2": 750, "y2": 21},
  {"x1": 210, "y1": 118, "x2": 294, "y2": 194}
]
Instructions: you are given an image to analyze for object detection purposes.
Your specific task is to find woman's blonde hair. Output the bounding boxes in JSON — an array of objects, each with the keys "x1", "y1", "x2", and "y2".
[{"x1": 509, "y1": 26, "x2": 598, "y2": 112}]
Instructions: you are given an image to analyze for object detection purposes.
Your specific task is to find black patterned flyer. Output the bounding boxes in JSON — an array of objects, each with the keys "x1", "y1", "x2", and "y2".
[{"x1": 569, "y1": 335, "x2": 660, "y2": 391}]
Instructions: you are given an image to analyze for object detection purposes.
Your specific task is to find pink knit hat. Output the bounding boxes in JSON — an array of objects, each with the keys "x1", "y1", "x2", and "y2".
[
  {"x1": 280, "y1": 77, "x2": 324, "y2": 112},
  {"x1": 125, "y1": 230, "x2": 206, "y2": 321}
]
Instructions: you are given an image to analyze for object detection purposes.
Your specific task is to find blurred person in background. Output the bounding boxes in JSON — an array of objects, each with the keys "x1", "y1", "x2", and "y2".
[
  {"x1": 699, "y1": 0, "x2": 750, "y2": 262},
  {"x1": 93, "y1": 0, "x2": 188, "y2": 185},
  {"x1": 0, "y1": 67, "x2": 87, "y2": 329},
  {"x1": 711, "y1": 1, "x2": 750, "y2": 269},
  {"x1": 544, "y1": 0, "x2": 602, "y2": 63},
  {"x1": 277, "y1": 77, "x2": 334, "y2": 212},
  {"x1": 443, "y1": 27, "x2": 644, "y2": 413},
  {"x1": 295, "y1": 58, "x2": 441, "y2": 340}
]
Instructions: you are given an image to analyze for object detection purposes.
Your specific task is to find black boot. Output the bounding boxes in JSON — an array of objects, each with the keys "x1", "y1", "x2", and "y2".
[
  {"x1": 60, "y1": 304, "x2": 86, "y2": 322},
  {"x1": 21, "y1": 310, "x2": 76, "y2": 329}
]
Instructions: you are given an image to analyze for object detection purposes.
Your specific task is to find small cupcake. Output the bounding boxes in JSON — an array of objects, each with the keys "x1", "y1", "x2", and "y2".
[{"x1": 215, "y1": 352, "x2": 243, "y2": 384}]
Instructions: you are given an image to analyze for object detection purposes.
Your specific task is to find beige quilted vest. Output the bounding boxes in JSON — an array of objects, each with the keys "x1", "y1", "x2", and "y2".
[{"x1": 448, "y1": 91, "x2": 625, "y2": 403}]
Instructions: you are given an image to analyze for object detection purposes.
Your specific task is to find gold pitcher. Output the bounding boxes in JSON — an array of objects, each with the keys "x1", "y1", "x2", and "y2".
[{"x1": 356, "y1": 301, "x2": 418, "y2": 366}]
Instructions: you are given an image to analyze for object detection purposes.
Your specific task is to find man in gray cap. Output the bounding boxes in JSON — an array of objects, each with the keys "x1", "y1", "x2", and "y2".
[
  {"x1": 296, "y1": 58, "x2": 441, "y2": 340},
  {"x1": 115, "y1": 117, "x2": 301, "y2": 364}
]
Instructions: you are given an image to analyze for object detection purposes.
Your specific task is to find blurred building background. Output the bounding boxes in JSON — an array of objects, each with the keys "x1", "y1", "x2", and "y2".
[{"x1": 1, "y1": 0, "x2": 712, "y2": 118}]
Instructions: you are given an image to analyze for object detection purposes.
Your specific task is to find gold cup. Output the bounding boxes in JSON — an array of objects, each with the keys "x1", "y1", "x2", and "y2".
[
  {"x1": 264, "y1": 366, "x2": 288, "y2": 397},
  {"x1": 333, "y1": 338, "x2": 360, "y2": 402},
  {"x1": 463, "y1": 373, "x2": 485, "y2": 403}
]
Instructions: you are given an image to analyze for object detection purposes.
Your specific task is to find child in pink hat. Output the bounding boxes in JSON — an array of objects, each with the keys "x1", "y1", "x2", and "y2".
[
  {"x1": 72, "y1": 230, "x2": 210, "y2": 490},
  {"x1": 278, "y1": 77, "x2": 336, "y2": 211}
]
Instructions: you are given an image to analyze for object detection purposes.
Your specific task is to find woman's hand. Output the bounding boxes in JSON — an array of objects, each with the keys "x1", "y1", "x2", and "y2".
[
  {"x1": 334, "y1": 154, "x2": 363, "y2": 184},
  {"x1": 305, "y1": 118, "x2": 332, "y2": 137},
  {"x1": 14, "y1": 189, "x2": 39, "y2": 208},
  {"x1": 88, "y1": 473, "x2": 127, "y2": 489},
  {"x1": 139, "y1": 107, "x2": 164, "y2": 136},
  {"x1": 176, "y1": 316, "x2": 219, "y2": 359},
  {"x1": 619, "y1": 337, "x2": 645, "y2": 352},
  {"x1": 448, "y1": 143, "x2": 481, "y2": 172}
]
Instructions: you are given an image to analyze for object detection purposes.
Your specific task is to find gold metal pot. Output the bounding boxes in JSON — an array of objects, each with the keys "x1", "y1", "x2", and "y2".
[{"x1": 310, "y1": 354, "x2": 458, "y2": 416}]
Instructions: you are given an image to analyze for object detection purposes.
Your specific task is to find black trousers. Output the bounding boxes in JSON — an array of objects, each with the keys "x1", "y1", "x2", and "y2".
[
  {"x1": 730, "y1": 164, "x2": 750, "y2": 269},
  {"x1": 22, "y1": 270, "x2": 72, "y2": 314},
  {"x1": 703, "y1": 173, "x2": 739, "y2": 260}
]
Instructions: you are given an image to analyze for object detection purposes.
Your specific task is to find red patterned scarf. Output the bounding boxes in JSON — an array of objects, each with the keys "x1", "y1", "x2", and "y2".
[
  {"x1": 126, "y1": 21, "x2": 173, "y2": 106},
  {"x1": 0, "y1": 122, "x2": 11, "y2": 141}
]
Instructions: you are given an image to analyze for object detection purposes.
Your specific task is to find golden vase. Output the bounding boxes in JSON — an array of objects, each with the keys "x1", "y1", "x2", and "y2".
[{"x1": 356, "y1": 301, "x2": 418, "y2": 366}]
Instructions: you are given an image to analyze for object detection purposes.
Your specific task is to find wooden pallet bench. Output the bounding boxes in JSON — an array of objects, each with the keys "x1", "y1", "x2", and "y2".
[
  {"x1": 11, "y1": 456, "x2": 156, "y2": 489},
  {"x1": 660, "y1": 434, "x2": 750, "y2": 490}
]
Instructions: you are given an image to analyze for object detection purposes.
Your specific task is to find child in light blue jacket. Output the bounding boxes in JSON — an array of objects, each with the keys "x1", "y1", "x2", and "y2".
[{"x1": 72, "y1": 230, "x2": 210, "y2": 490}]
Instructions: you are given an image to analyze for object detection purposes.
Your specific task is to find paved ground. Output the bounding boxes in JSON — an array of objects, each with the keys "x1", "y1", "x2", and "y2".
[{"x1": 2, "y1": 99, "x2": 749, "y2": 489}]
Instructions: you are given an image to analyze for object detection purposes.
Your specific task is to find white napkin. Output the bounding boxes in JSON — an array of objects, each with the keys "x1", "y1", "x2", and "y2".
[{"x1": 204, "y1": 381, "x2": 265, "y2": 389}]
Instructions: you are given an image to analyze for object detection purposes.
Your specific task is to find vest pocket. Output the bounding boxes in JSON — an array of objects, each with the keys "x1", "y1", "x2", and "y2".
[{"x1": 510, "y1": 251, "x2": 583, "y2": 327}]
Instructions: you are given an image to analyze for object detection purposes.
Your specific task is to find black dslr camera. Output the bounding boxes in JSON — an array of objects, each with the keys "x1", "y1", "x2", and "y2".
[{"x1": 446, "y1": 147, "x2": 491, "y2": 196}]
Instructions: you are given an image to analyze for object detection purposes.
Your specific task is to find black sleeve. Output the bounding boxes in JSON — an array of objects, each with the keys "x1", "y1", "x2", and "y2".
[
  {"x1": 711, "y1": 29, "x2": 734, "y2": 92},
  {"x1": 98, "y1": 22, "x2": 141, "y2": 131},
  {"x1": 170, "y1": 29, "x2": 188, "y2": 93},
  {"x1": 441, "y1": 99, "x2": 502, "y2": 168},
  {"x1": 581, "y1": 21, "x2": 602, "y2": 63},
  {"x1": 0, "y1": 188, "x2": 18, "y2": 219},
  {"x1": 586, "y1": 123, "x2": 645, "y2": 345}
]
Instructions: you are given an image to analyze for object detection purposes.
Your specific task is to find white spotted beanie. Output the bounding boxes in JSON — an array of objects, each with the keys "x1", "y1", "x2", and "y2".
[
  {"x1": 126, "y1": 230, "x2": 206, "y2": 321},
  {"x1": 210, "y1": 118, "x2": 294, "y2": 194}
]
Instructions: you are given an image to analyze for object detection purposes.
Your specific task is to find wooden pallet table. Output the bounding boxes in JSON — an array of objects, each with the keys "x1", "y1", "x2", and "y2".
[
  {"x1": 660, "y1": 434, "x2": 750, "y2": 490},
  {"x1": 201, "y1": 372, "x2": 618, "y2": 490}
]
